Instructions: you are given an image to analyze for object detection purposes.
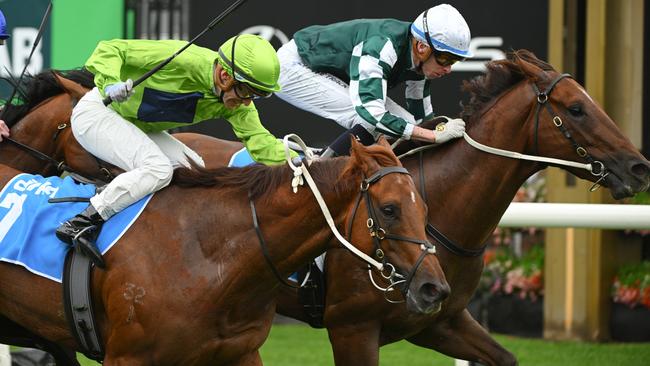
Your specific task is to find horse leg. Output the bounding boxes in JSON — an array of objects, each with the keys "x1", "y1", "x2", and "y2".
[
  {"x1": 407, "y1": 309, "x2": 517, "y2": 366},
  {"x1": 275, "y1": 285, "x2": 311, "y2": 323},
  {"x1": 328, "y1": 322, "x2": 380, "y2": 366}
]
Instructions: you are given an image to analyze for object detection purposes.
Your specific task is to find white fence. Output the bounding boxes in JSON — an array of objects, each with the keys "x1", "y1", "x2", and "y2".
[{"x1": 499, "y1": 202, "x2": 650, "y2": 230}]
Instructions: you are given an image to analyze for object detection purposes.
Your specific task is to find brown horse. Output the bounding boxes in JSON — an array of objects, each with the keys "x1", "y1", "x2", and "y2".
[
  {"x1": 4, "y1": 50, "x2": 650, "y2": 365},
  {"x1": 0, "y1": 134, "x2": 448, "y2": 365}
]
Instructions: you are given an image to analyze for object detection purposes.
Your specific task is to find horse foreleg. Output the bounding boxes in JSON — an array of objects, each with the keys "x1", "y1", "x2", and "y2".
[
  {"x1": 275, "y1": 285, "x2": 311, "y2": 323},
  {"x1": 407, "y1": 309, "x2": 517, "y2": 366},
  {"x1": 328, "y1": 321, "x2": 380, "y2": 366}
]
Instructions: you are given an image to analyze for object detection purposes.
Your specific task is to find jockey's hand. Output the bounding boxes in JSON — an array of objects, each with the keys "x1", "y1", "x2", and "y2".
[
  {"x1": 104, "y1": 79, "x2": 134, "y2": 103},
  {"x1": 0, "y1": 119, "x2": 9, "y2": 142},
  {"x1": 433, "y1": 118, "x2": 466, "y2": 145}
]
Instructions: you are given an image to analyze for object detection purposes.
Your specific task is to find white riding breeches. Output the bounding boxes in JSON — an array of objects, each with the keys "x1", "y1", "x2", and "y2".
[
  {"x1": 71, "y1": 88, "x2": 205, "y2": 220},
  {"x1": 276, "y1": 39, "x2": 416, "y2": 137}
]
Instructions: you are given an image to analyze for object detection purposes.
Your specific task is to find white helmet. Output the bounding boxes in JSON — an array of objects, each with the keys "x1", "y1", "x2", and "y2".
[{"x1": 410, "y1": 4, "x2": 473, "y2": 58}]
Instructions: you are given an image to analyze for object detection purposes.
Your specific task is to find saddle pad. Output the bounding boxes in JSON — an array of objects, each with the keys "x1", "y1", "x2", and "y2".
[
  {"x1": 0, "y1": 174, "x2": 152, "y2": 282},
  {"x1": 228, "y1": 147, "x2": 256, "y2": 167}
]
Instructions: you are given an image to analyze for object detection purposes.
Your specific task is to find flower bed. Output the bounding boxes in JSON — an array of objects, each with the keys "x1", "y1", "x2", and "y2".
[
  {"x1": 610, "y1": 261, "x2": 650, "y2": 342},
  {"x1": 479, "y1": 245, "x2": 545, "y2": 337}
]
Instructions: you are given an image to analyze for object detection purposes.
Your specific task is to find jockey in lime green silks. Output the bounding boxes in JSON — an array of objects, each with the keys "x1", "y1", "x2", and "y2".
[{"x1": 56, "y1": 35, "x2": 293, "y2": 267}]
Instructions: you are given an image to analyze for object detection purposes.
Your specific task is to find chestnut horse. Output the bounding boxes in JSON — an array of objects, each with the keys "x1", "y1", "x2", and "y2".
[
  {"x1": 4, "y1": 49, "x2": 650, "y2": 365},
  {"x1": 0, "y1": 135, "x2": 449, "y2": 365}
]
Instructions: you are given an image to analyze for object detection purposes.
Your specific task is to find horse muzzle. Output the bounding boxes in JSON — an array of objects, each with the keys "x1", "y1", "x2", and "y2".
[
  {"x1": 405, "y1": 279, "x2": 450, "y2": 315},
  {"x1": 602, "y1": 156, "x2": 650, "y2": 199}
]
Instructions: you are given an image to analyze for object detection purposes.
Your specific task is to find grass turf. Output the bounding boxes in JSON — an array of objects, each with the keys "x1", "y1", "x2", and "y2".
[{"x1": 72, "y1": 323, "x2": 650, "y2": 365}]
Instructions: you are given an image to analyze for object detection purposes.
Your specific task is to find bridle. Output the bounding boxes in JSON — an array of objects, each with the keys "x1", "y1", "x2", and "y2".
[
  {"x1": 253, "y1": 134, "x2": 436, "y2": 304},
  {"x1": 396, "y1": 72, "x2": 611, "y2": 259},
  {"x1": 531, "y1": 73, "x2": 609, "y2": 188},
  {"x1": 345, "y1": 167, "x2": 436, "y2": 303},
  {"x1": 250, "y1": 165, "x2": 436, "y2": 303}
]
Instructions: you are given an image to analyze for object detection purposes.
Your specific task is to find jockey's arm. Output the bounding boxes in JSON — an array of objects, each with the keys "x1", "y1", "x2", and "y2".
[
  {"x1": 350, "y1": 37, "x2": 464, "y2": 145},
  {"x1": 84, "y1": 40, "x2": 130, "y2": 92},
  {"x1": 225, "y1": 103, "x2": 297, "y2": 165},
  {"x1": 349, "y1": 36, "x2": 416, "y2": 141}
]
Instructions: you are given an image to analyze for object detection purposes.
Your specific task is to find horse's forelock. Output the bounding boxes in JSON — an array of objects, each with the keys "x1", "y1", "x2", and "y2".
[{"x1": 362, "y1": 143, "x2": 401, "y2": 168}]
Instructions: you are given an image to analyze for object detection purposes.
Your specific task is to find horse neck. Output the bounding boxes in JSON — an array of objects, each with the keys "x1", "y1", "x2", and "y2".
[
  {"x1": 415, "y1": 82, "x2": 541, "y2": 249},
  {"x1": 0, "y1": 95, "x2": 71, "y2": 175},
  {"x1": 195, "y1": 159, "x2": 362, "y2": 283}
]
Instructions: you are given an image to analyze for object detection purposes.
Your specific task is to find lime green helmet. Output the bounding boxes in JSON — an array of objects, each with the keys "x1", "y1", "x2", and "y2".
[{"x1": 217, "y1": 34, "x2": 281, "y2": 93}]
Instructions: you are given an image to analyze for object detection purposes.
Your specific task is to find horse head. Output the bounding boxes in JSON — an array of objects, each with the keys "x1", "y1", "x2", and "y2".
[
  {"x1": 463, "y1": 50, "x2": 650, "y2": 200},
  {"x1": 0, "y1": 69, "x2": 118, "y2": 181},
  {"x1": 339, "y1": 137, "x2": 449, "y2": 314}
]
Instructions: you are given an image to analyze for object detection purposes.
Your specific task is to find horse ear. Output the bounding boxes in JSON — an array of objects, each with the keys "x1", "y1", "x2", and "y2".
[
  {"x1": 52, "y1": 72, "x2": 89, "y2": 101},
  {"x1": 376, "y1": 136, "x2": 391, "y2": 149},
  {"x1": 350, "y1": 136, "x2": 363, "y2": 157},
  {"x1": 515, "y1": 52, "x2": 550, "y2": 84}
]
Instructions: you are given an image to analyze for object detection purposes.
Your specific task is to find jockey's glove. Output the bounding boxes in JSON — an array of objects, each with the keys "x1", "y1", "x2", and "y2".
[
  {"x1": 104, "y1": 79, "x2": 134, "y2": 103},
  {"x1": 433, "y1": 118, "x2": 466, "y2": 145}
]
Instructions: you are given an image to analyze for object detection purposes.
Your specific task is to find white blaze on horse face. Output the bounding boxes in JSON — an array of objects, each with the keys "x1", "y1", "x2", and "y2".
[{"x1": 411, "y1": 191, "x2": 416, "y2": 203}]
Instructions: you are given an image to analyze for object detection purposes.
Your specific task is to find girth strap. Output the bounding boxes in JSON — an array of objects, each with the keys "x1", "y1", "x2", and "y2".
[{"x1": 62, "y1": 249, "x2": 104, "y2": 361}]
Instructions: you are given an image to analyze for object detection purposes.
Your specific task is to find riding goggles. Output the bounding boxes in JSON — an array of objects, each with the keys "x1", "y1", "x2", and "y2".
[
  {"x1": 233, "y1": 82, "x2": 272, "y2": 100},
  {"x1": 432, "y1": 48, "x2": 465, "y2": 67}
]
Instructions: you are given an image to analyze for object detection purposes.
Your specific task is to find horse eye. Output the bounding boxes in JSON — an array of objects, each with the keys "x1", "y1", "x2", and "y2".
[
  {"x1": 380, "y1": 204, "x2": 398, "y2": 219},
  {"x1": 567, "y1": 104, "x2": 584, "y2": 117}
]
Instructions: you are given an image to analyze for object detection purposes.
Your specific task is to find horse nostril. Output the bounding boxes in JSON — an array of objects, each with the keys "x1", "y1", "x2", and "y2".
[
  {"x1": 631, "y1": 162, "x2": 650, "y2": 176},
  {"x1": 420, "y1": 282, "x2": 450, "y2": 303}
]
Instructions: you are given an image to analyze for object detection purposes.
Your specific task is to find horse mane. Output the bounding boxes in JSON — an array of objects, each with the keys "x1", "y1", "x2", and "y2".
[
  {"x1": 460, "y1": 49, "x2": 555, "y2": 121},
  {"x1": 172, "y1": 158, "x2": 350, "y2": 202},
  {"x1": 1, "y1": 68, "x2": 95, "y2": 127},
  {"x1": 394, "y1": 49, "x2": 555, "y2": 155}
]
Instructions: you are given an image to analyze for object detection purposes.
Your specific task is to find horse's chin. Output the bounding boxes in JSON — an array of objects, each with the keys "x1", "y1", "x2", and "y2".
[
  {"x1": 405, "y1": 293, "x2": 443, "y2": 315},
  {"x1": 404, "y1": 286, "x2": 446, "y2": 315},
  {"x1": 604, "y1": 172, "x2": 642, "y2": 200}
]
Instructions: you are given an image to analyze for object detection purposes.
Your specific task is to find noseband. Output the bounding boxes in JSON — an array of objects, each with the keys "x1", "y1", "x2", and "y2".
[
  {"x1": 347, "y1": 167, "x2": 436, "y2": 303},
  {"x1": 532, "y1": 73, "x2": 609, "y2": 189}
]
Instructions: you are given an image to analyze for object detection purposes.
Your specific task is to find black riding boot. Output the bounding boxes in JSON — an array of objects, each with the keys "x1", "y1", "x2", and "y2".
[
  {"x1": 56, "y1": 204, "x2": 106, "y2": 268},
  {"x1": 320, "y1": 124, "x2": 376, "y2": 158}
]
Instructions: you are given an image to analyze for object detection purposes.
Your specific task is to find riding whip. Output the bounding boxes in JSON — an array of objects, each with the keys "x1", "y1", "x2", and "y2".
[
  {"x1": 103, "y1": 0, "x2": 249, "y2": 106},
  {"x1": 0, "y1": 0, "x2": 53, "y2": 120}
]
